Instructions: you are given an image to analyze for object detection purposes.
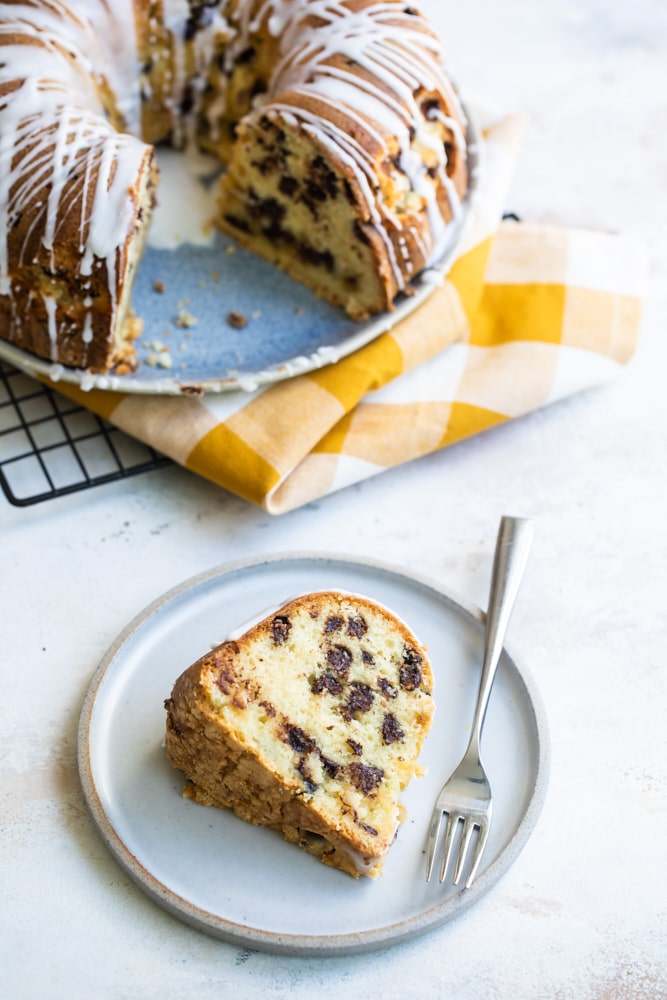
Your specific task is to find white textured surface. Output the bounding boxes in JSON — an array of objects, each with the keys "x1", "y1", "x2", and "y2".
[{"x1": 2, "y1": 1, "x2": 666, "y2": 997}]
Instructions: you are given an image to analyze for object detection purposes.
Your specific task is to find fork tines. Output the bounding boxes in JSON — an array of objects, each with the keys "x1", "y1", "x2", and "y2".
[{"x1": 426, "y1": 810, "x2": 490, "y2": 888}]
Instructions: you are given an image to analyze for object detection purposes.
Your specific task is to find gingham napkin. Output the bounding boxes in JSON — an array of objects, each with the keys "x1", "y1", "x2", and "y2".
[{"x1": 51, "y1": 109, "x2": 646, "y2": 514}]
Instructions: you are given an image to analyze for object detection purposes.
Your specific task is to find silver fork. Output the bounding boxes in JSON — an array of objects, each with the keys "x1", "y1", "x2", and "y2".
[{"x1": 425, "y1": 515, "x2": 534, "y2": 887}]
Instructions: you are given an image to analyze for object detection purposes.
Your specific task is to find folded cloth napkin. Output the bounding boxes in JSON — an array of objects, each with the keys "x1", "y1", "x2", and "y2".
[{"x1": 50, "y1": 109, "x2": 646, "y2": 514}]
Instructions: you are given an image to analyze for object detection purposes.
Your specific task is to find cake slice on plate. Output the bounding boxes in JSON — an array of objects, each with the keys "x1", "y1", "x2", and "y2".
[{"x1": 164, "y1": 590, "x2": 434, "y2": 878}]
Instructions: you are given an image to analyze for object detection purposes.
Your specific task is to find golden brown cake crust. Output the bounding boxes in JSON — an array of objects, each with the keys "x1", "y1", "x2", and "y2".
[{"x1": 165, "y1": 591, "x2": 435, "y2": 878}]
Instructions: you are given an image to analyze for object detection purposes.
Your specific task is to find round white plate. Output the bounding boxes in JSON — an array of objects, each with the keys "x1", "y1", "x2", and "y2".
[
  {"x1": 0, "y1": 109, "x2": 481, "y2": 396},
  {"x1": 78, "y1": 553, "x2": 549, "y2": 956}
]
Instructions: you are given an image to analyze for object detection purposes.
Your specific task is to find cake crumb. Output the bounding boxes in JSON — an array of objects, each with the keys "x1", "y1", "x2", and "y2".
[
  {"x1": 227, "y1": 310, "x2": 248, "y2": 329},
  {"x1": 251, "y1": 310, "x2": 262, "y2": 320},
  {"x1": 294, "y1": 306, "x2": 304, "y2": 315},
  {"x1": 152, "y1": 279, "x2": 165, "y2": 294},
  {"x1": 225, "y1": 244, "x2": 237, "y2": 255},
  {"x1": 147, "y1": 350, "x2": 173, "y2": 369},
  {"x1": 176, "y1": 309, "x2": 197, "y2": 329}
]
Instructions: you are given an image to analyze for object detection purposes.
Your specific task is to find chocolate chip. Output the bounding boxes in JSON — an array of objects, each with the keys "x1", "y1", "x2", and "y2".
[
  {"x1": 348, "y1": 762, "x2": 384, "y2": 795},
  {"x1": 271, "y1": 615, "x2": 291, "y2": 645},
  {"x1": 223, "y1": 213, "x2": 250, "y2": 233},
  {"x1": 399, "y1": 647, "x2": 423, "y2": 690},
  {"x1": 326, "y1": 645, "x2": 352, "y2": 677},
  {"x1": 262, "y1": 221, "x2": 294, "y2": 244},
  {"x1": 279, "y1": 176, "x2": 299, "y2": 197},
  {"x1": 342, "y1": 681, "x2": 374, "y2": 721},
  {"x1": 320, "y1": 755, "x2": 341, "y2": 778},
  {"x1": 306, "y1": 179, "x2": 327, "y2": 202},
  {"x1": 357, "y1": 820, "x2": 378, "y2": 836},
  {"x1": 257, "y1": 197, "x2": 285, "y2": 221},
  {"x1": 310, "y1": 671, "x2": 344, "y2": 695},
  {"x1": 381, "y1": 713, "x2": 405, "y2": 745},
  {"x1": 362, "y1": 650, "x2": 375, "y2": 665},
  {"x1": 324, "y1": 615, "x2": 344, "y2": 634},
  {"x1": 378, "y1": 676, "x2": 398, "y2": 698},
  {"x1": 347, "y1": 739, "x2": 363, "y2": 756},
  {"x1": 236, "y1": 45, "x2": 256, "y2": 65},
  {"x1": 421, "y1": 98, "x2": 440, "y2": 120},
  {"x1": 347, "y1": 615, "x2": 368, "y2": 638},
  {"x1": 296, "y1": 759, "x2": 318, "y2": 793},
  {"x1": 287, "y1": 727, "x2": 315, "y2": 754},
  {"x1": 297, "y1": 245, "x2": 334, "y2": 271}
]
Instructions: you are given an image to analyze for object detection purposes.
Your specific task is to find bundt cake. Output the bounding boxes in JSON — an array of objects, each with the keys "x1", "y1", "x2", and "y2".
[
  {"x1": 0, "y1": 1, "x2": 468, "y2": 373},
  {"x1": 164, "y1": 591, "x2": 435, "y2": 878}
]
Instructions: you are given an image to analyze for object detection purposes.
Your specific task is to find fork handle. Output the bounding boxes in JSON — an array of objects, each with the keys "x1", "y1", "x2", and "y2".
[{"x1": 470, "y1": 516, "x2": 534, "y2": 748}]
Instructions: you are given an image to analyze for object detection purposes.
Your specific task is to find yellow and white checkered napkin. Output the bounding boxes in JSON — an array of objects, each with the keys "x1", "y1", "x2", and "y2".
[{"x1": 53, "y1": 109, "x2": 646, "y2": 514}]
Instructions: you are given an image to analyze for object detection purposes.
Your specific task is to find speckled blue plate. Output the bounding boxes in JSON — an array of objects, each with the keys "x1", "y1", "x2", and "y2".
[{"x1": 0, "y1": 110, "x2": 481, "y2": 396}]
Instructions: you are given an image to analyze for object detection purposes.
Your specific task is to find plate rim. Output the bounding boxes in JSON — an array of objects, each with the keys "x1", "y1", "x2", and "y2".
[
  {"x1": 77, "y1": 551, "x2": 550, "y2": 956},
  {"x1": 1, "y1": 102, "x2": 484, "y2": 397}
]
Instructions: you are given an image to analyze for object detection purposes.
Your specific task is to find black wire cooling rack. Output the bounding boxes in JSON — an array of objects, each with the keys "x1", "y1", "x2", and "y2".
[{"x1": 0, "y1": 361, "x2": 171, "y2": 507}]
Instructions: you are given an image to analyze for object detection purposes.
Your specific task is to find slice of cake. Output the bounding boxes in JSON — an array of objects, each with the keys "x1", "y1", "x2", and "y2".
[{"x1": 164, "y1": 591, "x2": 434, "y2": 878}]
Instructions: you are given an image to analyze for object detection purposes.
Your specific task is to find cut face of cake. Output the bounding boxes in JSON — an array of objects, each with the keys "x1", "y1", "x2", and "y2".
[{"x1": 164, "y1": 591, "x2": 435, "y2": 878}]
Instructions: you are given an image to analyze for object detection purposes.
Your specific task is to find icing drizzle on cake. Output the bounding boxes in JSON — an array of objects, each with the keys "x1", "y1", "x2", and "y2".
[{"x1": 0, "y1": 0, "x2": 467, "y2": 370}]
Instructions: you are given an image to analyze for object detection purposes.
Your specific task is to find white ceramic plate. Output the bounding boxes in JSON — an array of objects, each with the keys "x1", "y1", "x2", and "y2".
[
  {"x1": 0, "y1": 110, "x2": 481, "y2": 396},
  {"x1": 78, "y1": 553, "x2": 549, "y2": 956}
]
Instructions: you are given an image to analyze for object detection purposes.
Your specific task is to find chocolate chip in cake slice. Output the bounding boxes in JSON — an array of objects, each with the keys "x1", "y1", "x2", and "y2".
[
  {"x1": 271, "y1": 615, "x2": 291, "y2": 645},
  {"x1": 286, "y1": 726, "x2": 316, "y2": 754},
  {"x1": 381, "y1": 713, "x2": 405, "y2": 745},
  {"x1": 378, "y1": 676, "x2": 398, "y2": 698},
  {"x1": 326, "y1": 644, "x2": 352, "y2": 678},
  {"x1": 310, "y1": 671, "x2": 344, "y2": 695},
  {"x1": 296, "y1": 759, "x2": 318, "y2": 794},
  {"x1": 399, "y1": 646, "x2": 423, "y2": 690},
  {"x1": 347, "y1": 615, "x2": 368, "y2": 638},
  {"x1": 319, "y1": 754, "x2": 342, "y2": 779},
  {"x1": 324, "y1": 615, "x2": 344, "y2": 634},
  {"x1": 342, "y1": 681, "x2": 374, "y2": 721},
  {"x1": 348, "y1": 761, "x2": 384, "y2": 795}
]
